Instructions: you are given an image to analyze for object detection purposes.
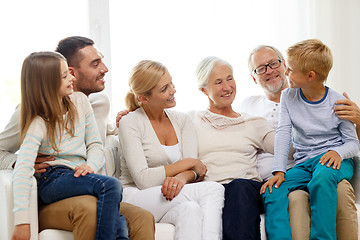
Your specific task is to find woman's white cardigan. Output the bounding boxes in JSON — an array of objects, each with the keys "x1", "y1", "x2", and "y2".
[{"x1": 118, "y1": 107, "x2": 197, "y2": 189}]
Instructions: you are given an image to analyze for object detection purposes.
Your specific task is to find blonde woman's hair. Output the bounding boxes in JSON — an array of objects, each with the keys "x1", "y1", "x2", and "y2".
[
  {"x1": 125, "y1": 60, "x2": 167, "y2": 111},
  {"x1": 20, "y1": 51, "x2": 77, "y2": 152},
  {"x1": 196, "y1": 56, "x2": 233, "y2": 89},
  {"x1": 286, "y1": 39, "x2": 333, "y2": 81}
]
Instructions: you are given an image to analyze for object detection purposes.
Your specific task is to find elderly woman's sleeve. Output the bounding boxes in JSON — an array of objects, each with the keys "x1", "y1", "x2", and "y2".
[
  {"x1": 179, "y1": 113, "x2": 198, "y2": 159},
  {"x1": 256, "y1": 118, "x2": 275, "y2": 155}
]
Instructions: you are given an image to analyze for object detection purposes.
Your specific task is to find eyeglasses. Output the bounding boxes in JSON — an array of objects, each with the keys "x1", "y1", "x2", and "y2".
[{"x1": 253, "y1": 59, "x2": 283, "y2": 75}]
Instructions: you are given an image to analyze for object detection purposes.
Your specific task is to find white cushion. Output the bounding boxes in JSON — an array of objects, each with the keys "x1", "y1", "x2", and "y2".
[
  {"x1": 155, "y1": 223, "x2": 175, "y2": 240},
  {"x1": 38, "y1": 223, "x2": 175, "y2": 240},
  {"x1": 39, "y1": 229, "x2": 73, "y2": 240},
  {"x1": 0, "y1": 170, "x2": 38, "y2": 240}
]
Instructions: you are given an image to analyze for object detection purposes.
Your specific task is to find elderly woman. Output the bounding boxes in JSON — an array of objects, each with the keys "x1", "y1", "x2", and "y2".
[
  {"x1": 189, "y1": 56, "x2": 276, "y2": 240},
  {"x1": 117, "y1": 60, "x2": 224, "y2": 240}
]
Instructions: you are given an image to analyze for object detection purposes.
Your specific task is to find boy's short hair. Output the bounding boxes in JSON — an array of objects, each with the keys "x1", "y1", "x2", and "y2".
[{"x1": 286, "y1": 39, "x2": 333, "y2": 81}]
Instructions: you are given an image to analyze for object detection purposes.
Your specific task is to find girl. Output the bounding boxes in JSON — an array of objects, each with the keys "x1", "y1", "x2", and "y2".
[
  {"x1": 12, "y1": 52, "x2": 128, "y2": 240},
  {"x1": 118, "y1": 60, "x2": 224, "y2": 240}
]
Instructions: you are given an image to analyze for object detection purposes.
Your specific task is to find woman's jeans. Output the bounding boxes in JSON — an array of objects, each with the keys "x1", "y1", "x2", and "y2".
[{"x1": 38, "y1": 165, "x2": 129, "y2": 240}]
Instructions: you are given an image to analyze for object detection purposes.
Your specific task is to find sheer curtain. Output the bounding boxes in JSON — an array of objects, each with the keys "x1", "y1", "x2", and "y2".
[
  {"x1": 310, "y1": 0, "x2": 360, "y2": 105},
  {"x1": 108, "y1": 0, "x2": 360, "y2": 117}
]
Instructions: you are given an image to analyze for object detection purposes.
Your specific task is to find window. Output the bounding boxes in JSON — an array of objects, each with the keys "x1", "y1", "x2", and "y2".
[{"x1": 0, "y1": 0, "x2": 89, "y2": 130}]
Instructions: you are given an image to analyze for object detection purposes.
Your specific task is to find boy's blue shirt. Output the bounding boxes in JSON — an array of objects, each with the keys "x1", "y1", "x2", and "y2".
[{"x1": 272, "y1": 86, "x2": 359, "y2": 174}]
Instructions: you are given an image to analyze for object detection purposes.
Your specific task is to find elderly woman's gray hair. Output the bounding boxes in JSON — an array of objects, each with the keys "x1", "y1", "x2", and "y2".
[
  {"x1": 248, "y1": 45, "x2": 284, "y2": 73},
  {"x1": 196, "y1": 56, "x2": 233, "y2": 89}
]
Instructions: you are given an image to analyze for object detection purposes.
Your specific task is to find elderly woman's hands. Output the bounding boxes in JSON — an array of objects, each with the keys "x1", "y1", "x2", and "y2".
[{"x1": 192, "y1": 159, "x2": 207, "y2": 182}]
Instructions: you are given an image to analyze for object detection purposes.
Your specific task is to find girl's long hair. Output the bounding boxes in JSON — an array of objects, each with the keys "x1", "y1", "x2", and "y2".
[{"x1": 20, "y1": 51, "x2": 77, "y2": 152}]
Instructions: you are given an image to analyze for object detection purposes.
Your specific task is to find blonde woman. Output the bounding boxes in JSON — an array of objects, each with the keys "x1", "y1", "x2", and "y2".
[{"x1": 118, "y1": 60, "x2": 224, "y2": 240}]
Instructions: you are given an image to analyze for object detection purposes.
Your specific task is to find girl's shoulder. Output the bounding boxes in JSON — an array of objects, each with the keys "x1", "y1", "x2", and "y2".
[
  {"x1": 69, "y1": 92, "x2": 89, "y2": 104},
  {"x1": 27, "y1": 115, "x2": 47, "y2": 136}
]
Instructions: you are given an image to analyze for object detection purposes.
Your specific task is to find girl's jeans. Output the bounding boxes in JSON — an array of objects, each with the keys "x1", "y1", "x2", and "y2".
[{"x1": 38, "y1": 165, "x2": 129, "y2": 240}]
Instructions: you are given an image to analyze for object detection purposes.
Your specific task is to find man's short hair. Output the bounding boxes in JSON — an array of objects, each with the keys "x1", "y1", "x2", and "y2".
[
  {"x1": 286, "y1": 39, "x2": 333, "y2": 81},
  {"x1": 55, "y1": 36, "x2": 94, "y2": 68},
  {"x1": 248, "y1": 45, "x2": 284, "y2": 73}
]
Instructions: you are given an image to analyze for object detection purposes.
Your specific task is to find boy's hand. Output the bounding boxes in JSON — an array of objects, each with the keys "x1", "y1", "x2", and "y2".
[
  {"x1": 260, "y1": 171, "x2": 285, "y2": 194},
  {"x1": 12, "y1": 224, "x2": 30, "y2": 240},
  {"x1": 74, "y1": 163, "x2": 94, "y2": 177},
  {"x1": 319, "y1": 150, "x2": 342, "y2": 169}
]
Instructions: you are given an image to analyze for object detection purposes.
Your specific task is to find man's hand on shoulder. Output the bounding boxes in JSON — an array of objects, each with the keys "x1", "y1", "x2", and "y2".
[
  {"x1": 335, "y1": 92, "x2": 360, "y2": 125},
  {"x1": 116, "y1": 110, "x2": 129, "y2": 127}
]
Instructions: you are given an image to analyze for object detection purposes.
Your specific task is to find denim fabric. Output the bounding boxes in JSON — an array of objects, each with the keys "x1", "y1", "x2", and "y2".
[
  {"x1": 222, "y1": 178, "x2": 263, "y2": 240},
  {"x1": 38, "y1": 166, "x2": 129, "y2": 240},
  {"x1": 262, "y1": 153, "x2": 354, "y2": 240}
]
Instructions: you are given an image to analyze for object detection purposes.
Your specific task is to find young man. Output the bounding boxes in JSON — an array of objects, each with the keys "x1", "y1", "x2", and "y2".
[
  {"x1": 238, "y1": 44, "x2": 359, "y2": 240},
  {"x1": 0, "y1": 36, "x2": 155, "y2": 240}
]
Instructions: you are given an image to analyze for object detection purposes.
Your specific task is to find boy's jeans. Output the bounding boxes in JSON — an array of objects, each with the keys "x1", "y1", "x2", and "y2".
[
  {"x1": 262, "y1": 153, "x2": 353, "y2": 240},
  {"x1": 38, "y1": 165, "x2": 129, "y2": 240}
]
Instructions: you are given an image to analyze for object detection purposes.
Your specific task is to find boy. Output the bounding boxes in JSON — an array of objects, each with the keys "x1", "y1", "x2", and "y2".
[{"x1": 260, "y1": 39, "x2": 359, "y2": 240}]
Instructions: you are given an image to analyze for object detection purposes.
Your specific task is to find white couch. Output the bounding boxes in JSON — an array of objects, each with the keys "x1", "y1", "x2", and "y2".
[
  {"x1": 1, "y1": 144, "x2": 360, "y2": 239},
  {"x1": 0, "y1": 134, "x2": 176, "y2": 240}
]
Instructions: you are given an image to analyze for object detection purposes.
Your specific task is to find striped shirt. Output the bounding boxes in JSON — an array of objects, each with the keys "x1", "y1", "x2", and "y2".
[
  {"x1": 273, "y1": 87, "x2": 359, "y2": 173},
  {"x1": 12, "y1": 92, "x2": 104, "y2": 225}
]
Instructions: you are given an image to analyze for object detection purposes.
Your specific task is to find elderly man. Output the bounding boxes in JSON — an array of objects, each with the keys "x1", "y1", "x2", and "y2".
[{"x1": 238, "y1": 45, "x2": 359, "y2": 240}]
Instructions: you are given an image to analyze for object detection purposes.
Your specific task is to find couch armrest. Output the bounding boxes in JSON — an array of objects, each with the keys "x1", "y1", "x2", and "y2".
[
  {"x1": 0, "y1": 170, "x2": 38, "y2": 240},
  {"x1": 350, "y1": 154, "x2": 360, "y2": 204},
  {"x1": 103, "y1": 135, "x2": 121, "y2": 178}
]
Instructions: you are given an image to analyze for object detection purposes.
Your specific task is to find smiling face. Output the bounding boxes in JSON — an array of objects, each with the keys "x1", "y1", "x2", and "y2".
[
  {"x1": 251, "y1": 47, "x2": 288, "y2": 95},
  {"x1": 70, "y1": 45, "x2": 108, "y2": 96},
  {"x1": 58, "y1": 60, "x2": 75, "y2": 97},
  {"x1": 143, "y1": 70, "x2": 176, "y2": 110},
  {"x1": 202, "y1": 64, "x2": 236, "y2": 110},
  {"x1": 285, "y1": 59, "x2": 309, "y2": 88}
]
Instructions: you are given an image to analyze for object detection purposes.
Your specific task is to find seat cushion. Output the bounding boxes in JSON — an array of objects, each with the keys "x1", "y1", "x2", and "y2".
[{"x1": 39, "y1": 223, "x2": 175, "y2": 240}]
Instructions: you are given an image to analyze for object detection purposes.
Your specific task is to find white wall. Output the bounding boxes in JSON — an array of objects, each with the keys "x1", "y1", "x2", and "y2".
[
  {"x1": 107, "y1": 0, "x2": 360, "y2": 119},
  {"x1": 313, "y1": 0, "x2": 360, "y2": 104},
  {"x1": 0, "y1": 0, "x2": 359, "y2": 130}
]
